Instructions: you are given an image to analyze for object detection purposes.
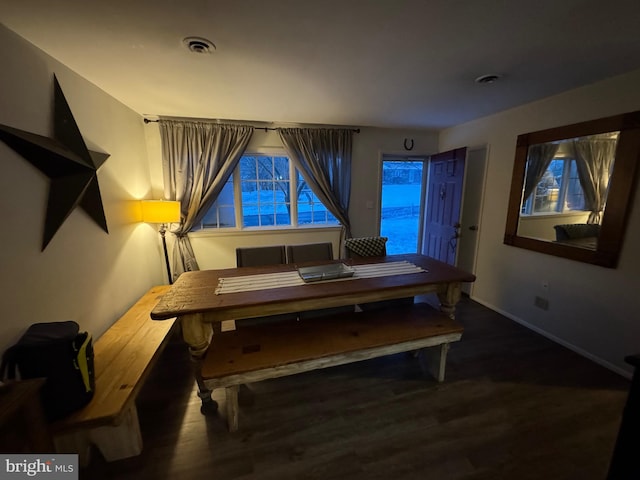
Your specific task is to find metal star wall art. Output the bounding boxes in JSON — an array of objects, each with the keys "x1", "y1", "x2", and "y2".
[{"x1": 0, "y1": 75, "x2": 110, "y2": 250}]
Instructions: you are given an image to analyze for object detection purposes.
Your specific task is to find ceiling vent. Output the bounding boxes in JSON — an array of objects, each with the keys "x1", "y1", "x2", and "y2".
[
  {"x1": 183, "y1": 37, "x2": 216, "y2": 54},
  {"x1": 475, "y1": 74, "x2": 501, "y2": 84}
]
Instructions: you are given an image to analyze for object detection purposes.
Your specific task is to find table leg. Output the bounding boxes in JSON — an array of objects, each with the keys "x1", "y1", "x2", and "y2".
[
  {"x1": 226, "y1": 385, "x2": 240, "y2": 432},
  {"x1": 180, "y1": 314, "x2": 218, "y2": 413},
  {"x1": 437, "y1": 282, "x2": 462, "y2": 319}
]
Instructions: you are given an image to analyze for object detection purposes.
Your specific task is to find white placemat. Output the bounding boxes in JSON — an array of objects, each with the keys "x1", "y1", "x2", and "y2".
[{"x1": 214, "y1": 261, "x2": 426, "y2": 295}]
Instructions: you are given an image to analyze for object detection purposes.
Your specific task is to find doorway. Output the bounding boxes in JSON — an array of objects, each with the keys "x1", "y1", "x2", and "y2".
[
  {"x1": 379, "y1": 146, "x2": 485, "y2": 289},
  {"x1": 379, "y1": 156, "x2": 427, "y2": 254},
  {"x1": 457, "y1": 145, "x2": 488, "y2": 295}
]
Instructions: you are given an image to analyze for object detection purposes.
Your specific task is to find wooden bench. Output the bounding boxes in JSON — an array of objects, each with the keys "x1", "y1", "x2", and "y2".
[
  {"x1": 201, "y1": 303, "x2": 463, "y2": 432},
  {"x1": 51, "y1": 286, "x2": 176, "y2": 464}
]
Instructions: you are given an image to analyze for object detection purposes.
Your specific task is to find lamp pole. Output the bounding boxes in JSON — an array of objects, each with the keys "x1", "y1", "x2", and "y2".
[{"x1": 159, "y1": 223, "x2": 172, "y2": 284}]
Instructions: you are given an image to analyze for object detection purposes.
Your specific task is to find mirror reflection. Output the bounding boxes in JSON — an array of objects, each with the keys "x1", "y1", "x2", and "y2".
[
  {"x1": 504, "y1": 110, "x2": 640, "y2": 268},
  {"x1": 517, "y1": 132, "x2": 619, "y2": 250}
]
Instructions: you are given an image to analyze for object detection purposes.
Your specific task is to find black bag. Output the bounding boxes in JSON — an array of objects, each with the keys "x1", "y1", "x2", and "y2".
[{"x1": 1, "y1": 321, "x2": 95, "y2": 421}]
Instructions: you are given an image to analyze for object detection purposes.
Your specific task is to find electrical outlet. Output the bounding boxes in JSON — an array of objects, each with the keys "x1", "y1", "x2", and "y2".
[{"x1": 534, "y1": 296, "x2": 549, "y2": 311}]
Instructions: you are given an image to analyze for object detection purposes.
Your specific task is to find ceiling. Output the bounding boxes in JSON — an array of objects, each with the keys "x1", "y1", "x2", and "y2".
[{"x1": 1, "y1": 0, "x2": 640, "y2": 130}]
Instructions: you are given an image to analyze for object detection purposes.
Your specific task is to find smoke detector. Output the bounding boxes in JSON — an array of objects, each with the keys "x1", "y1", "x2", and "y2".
[{"x1": 183, "y1": 37, "x2": 216, "y2": 54}]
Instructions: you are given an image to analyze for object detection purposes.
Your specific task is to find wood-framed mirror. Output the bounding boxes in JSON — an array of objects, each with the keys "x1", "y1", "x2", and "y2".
[{"x1": 504, "y1": 110, "x2": 640, "y2": 268}]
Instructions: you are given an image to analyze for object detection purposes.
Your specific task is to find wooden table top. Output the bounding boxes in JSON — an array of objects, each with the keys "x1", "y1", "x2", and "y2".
[{"x1": 150, "y1": 254, "x2": 475, "y2": 322}]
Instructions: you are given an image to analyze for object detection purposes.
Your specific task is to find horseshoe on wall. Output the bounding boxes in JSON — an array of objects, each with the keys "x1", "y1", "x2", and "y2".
[{"x1": 403, "y1": 138, "x2": 414, "y2": 151}]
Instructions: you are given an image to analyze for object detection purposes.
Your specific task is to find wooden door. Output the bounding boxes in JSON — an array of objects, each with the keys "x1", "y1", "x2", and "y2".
[{"x1": 421, "y1": 147, "x2": 467, "y2": 265}]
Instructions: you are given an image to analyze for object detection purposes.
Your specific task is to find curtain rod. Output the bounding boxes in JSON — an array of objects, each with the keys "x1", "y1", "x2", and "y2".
[{"x1": 143, "y1": 118, "x2": 360, "y2": 133}]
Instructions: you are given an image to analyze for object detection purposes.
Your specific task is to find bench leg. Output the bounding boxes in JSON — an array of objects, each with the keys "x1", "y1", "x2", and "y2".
[
  {"x1": 89, "y1": 405, "x2": 143, "y2": 462},
  {"x1": 419, "y1": 343, "x2": 450, "y2": 382},
  {"x1": 54, "y1": 431, "x2": 92, "y2": 467},
  {"x1": 226, "y1": 385, "x2": 240, "y2": 432}
]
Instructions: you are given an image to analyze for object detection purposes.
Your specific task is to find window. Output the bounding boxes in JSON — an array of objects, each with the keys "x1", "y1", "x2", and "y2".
[
  {"x1": 196, "y1": 154, "x2": 339, "y2": 230},
  {"x1": 521, "y1": 157, "x2": 586, "y2": 215}
]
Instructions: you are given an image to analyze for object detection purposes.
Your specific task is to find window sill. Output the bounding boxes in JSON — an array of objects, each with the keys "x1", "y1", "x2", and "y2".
[
  {"x1": 519, "y1": 211, "x2": 589, "y2": 220},
  {"x1": 189, "y1": 224, "x2": 342, "y2": 238}
]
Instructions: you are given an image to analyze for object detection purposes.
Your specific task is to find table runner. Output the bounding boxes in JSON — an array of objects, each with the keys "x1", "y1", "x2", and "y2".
[{"x1": 214, "y1": 261, "x2": 426, "y2": 295}]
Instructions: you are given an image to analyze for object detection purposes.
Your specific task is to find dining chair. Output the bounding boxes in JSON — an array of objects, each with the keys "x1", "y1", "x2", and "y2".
[
  {"x1": 286, "y1": 242, "x2": 334, "y2": 264},
  {"x1": 344, "y1": 236, "x2": 388, "y2": 258},
  {"x1": 236, "y1": 245, "x2": 287, "y2": 267},
  {"x1": 344, "y1": 236, "x2": 414, "y2": 311},
  {"x1": 287, "y1": 242, "x2": 355, "y2": 319},
  {"x1": 234, "y1": 245, "x2": 297, "y2": 327}
]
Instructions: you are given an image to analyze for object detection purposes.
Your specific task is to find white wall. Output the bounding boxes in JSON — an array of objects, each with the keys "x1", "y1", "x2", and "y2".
[
  {"x1": 145, "y1": 124, "x2": 440, "y2": 269},
  {"x1": 439, "y1": 68, "x2": 640, "y2": 376},
  {"x1": 0, "y1": 24, "x2": 163, "y2": 353}
]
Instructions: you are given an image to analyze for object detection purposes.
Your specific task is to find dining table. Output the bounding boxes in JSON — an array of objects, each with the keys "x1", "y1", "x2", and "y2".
[
  {"x1": 152, "y1": 253, "x2": 475, "y2": 351},
  {"x1": 151, "y1": 253, "x2": 475, "y2": 411}
]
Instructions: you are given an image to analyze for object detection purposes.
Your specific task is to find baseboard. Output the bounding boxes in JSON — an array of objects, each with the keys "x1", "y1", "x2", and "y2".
[{"x1": 469, "y1": 295, "x2": 632, "y2": 380}]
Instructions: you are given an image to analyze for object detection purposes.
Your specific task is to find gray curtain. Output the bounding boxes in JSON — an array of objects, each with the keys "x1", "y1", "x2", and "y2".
[
  {"x1": 278, "y1": 128, "x2": 353, "y2": 238},
  {"x1": 572, "y1": 135, "x2": 617, "y2": 224},
  {"x1": 523, "y1": 143, "x2": 560, "y2": 202},
  {"x1": 160, "y1": 120, "x2": 253, "y2": 279}
]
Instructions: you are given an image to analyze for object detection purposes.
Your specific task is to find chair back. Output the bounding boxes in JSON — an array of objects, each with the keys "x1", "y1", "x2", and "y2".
[
  {"x1": 287, "y1": 243, "x2": 333, "y2": 264},
  {"x1": 344, "y1": 237, "x2": 388, "y2": 258},
  {"x1": 234, "y1": 245, "x2": 294, "y2": 326},
  {"x1": 236, "y1": 245, "x2": 286, "y2": 267}
]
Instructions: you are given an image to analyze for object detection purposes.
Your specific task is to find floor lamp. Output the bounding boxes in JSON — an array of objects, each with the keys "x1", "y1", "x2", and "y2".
[{"x1": 141, "y1": 200, "x2": 181, "y2": 284}]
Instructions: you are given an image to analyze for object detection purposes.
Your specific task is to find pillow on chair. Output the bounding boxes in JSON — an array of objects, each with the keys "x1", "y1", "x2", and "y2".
[
  {"x1": 554, "y1": 224, "x2": 600, "y2": 241},
  {"x1": 344, "y1": 236, "x2": 388, "y2": 258},
  {"x1": 344, "y1": 236, "x2": 413, "y2": 311}
]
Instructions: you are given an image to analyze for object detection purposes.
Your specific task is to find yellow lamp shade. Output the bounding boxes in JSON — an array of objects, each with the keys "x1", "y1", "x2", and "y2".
[{"x1": 140, "y1": 200, "x2": 181, "y2": 224}]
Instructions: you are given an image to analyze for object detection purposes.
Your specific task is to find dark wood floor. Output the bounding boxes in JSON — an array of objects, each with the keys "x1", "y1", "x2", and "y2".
[{"x1": 82, "y1": 296, "x2": 630, "y2": 480}]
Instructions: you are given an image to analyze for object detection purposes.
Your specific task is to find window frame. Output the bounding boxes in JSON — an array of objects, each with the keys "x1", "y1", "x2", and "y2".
[
  {"x1": 520, "y1": 155, "x2": 587, "y2": 217},
  {"x1": 192, "y1": 150, "x2": 341, "y2": 232}
]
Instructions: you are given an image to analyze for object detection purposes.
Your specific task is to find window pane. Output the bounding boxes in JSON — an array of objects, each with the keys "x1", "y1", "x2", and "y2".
[
  {"x1": 257, "y1": 158, "x2": 273, "y2": 180},
  {"x1": 242, "y1": 156, "x2": 291, "y2": 227},
  {"x1": 198, "y1": 176, "x2": 235, "y2": 229},
  {"x1": 244, "y1": 208, "x2": 259, "y2": 227},
  {"x1": 532, "y1": 161, "x2": 560, "y2": 213},
  {"x1": 259, "y1": 205, "x2": 275, "y2": 226},
  {"x1": 380, "y1": 160, "x2": 424, "y2": 254},
  {"x1": 275, "y1": 203, "x2": 290, "y2": 226},
  {"x1": 240, "y1": 156, "x2": 257, "y2": 179},
  {"x1": 273, "y1": 156, "x2": 290, "y2": 180},
  {"x1": 296, "y1": 171, "x2": 338, "y2": 225}
]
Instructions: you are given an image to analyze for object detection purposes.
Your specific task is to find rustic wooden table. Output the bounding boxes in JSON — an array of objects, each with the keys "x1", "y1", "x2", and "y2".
[{"x1": 151, "y1": 254, "x2": 475, "y2": 412}]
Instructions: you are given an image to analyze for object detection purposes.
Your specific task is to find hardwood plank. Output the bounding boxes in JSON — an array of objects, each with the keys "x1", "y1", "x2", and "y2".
[
  {"x1": 81, "y1": 296, "x2": 630, "y2": 480},
  {"x1": 201, "y1": 303, "x2": 462, "y2": 380}
]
